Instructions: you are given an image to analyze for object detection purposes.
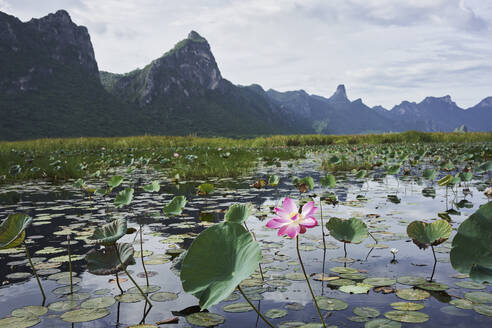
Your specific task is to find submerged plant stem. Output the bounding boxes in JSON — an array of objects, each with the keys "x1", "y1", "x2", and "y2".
[
  {"x1": 68, "y1": 235, "x2": 73, "y2": 294},
  {"x1": 139, "y1": 225, "x2": 150, "y2": 287},
  {"x1": 237, "y1": 285, "x2": 274, "y2": 328},
  {"x1": 296, "y1": 236, "x2": 327, "y2": 328},
  {"x1": 114, "y1": 244, "x2": 152, "y2": 307},
  {"x1": 430, "y1": 245, "x2": 437, "y2": 281},
  {"x1": 24, "y1": 242, "x2": 46, "y2": 302}
]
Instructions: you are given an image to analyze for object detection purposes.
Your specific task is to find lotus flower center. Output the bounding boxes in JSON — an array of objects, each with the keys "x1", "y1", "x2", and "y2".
[{"x1": 289, "y1": 212, "x2": 303, "y2": 223}]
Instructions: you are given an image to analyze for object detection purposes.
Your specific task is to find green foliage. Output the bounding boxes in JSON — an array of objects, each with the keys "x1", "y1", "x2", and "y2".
[
  {"x1": 326, "y1": 217, "x2": 369, "y2": 244},
  {"x1": 320, "y1": 174, "x2": 336, "y2": 188},
  {"x1": 224, "y1": 203, "x2": 251, "y2": 224},
  {"x1": 0, "y1": 213, "x2": 32, "y2": 249},
  {"x1": 180, "y1": 221, "x2": 261, "y2": 309},
  {"x1": 108, "y1": 176, "x2": 124, "y2": 189},
  {"x1": 406, "y1": 220, "x2": 452, "y2": 250},
  {"x1": 86, "y1": 243, "x2": 136, "y2": 275},
  {"x1": 89, "y1": 219, "x2": 128, "y2": 246},
  {"x1": 163, "y1": 196, "x2": 187, "y2": 216},
  {"x1": 143, "y1": 180, "x2": 160, "y2": 192},
  {"x1": 451, "y1": 202, "x2": 492, "y2": 283},
  {"x1": 197, "y1": 183, "x2": 214, "y2": 196},
  {"x1": 114, "y1": 188, "x2": 134, "y2": 208}
]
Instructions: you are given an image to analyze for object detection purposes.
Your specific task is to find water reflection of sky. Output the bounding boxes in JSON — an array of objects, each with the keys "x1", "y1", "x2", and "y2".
[{"x1": 0, "y1": 162, "x2": 490, "y2": 327}]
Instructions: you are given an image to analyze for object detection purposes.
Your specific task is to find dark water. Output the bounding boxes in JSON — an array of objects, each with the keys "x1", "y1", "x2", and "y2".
[{"x1": 0, "y1": 160, "x2": 491, "y2": 327}]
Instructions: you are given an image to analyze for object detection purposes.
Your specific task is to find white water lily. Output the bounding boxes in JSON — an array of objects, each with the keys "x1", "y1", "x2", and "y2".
[{"x1": 390, "y1": 248, "x2": 398, "y2": 255}]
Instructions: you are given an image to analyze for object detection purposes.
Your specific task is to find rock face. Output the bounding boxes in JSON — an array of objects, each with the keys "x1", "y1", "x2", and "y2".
[
  {"x1": 101, "y1": 31, "x2": 224, "y2": 106},
  {"x1": 0, "y1": 10, "x2": 98, "y2": 94}
]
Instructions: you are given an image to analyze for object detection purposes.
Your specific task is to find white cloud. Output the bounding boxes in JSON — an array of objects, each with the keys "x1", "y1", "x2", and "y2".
[{"x1": 2, "y1": 0, "x2": 491, "y2": 108}]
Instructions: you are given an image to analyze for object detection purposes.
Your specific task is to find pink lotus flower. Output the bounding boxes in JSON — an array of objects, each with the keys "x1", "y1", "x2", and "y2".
[
  {"x1": 173, "y1": 152, "x2": 179, "y2": 158},
  {"x1": 266, "y1": 197, "x2": 318, "y2": 238}
]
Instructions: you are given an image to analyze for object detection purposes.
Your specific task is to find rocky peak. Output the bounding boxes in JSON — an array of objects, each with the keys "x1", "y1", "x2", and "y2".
[
  {"x1": 328, "y1": 84, "x2": 349, "y2": 103},
  {"x1": 421, "y1": 95, "x2": 455, "y2": 106},
  {"x1": 473, "y1": 97, "x2": 492, "y2": 108}
]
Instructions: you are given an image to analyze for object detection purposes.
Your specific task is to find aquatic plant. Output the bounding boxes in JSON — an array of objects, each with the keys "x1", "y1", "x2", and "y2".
[
  {"x1": 0, "y1": 213, "x2": 46, "y2": 301},
  {"x1": 451, "y1": 201, "x2": 492, "y2": 283},
  {"x1": 407, "y1": 219, "x2": 452, "y2": 281},
  {"x1": 266, "y1": 198, "x2": 326, "y2": 327}
]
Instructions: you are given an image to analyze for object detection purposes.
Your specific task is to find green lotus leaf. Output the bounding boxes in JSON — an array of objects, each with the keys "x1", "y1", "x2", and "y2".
[
  {"x1": 0, "y1": 214, "x2": 32, "y2": 249},
  {"x1": 356, "y1": 170, "x2": 367, "y2": 179},
  {"x1": 197, "y1": 183, "x2": 214, "y2": 195},
  {"x1": 163, "y1": 196, "x2": 187, "y2": 216},
  {"x1": 320, "y1": 174, "x2": 336, "y2": 188},
  {"x1": 86, "y1": 242, "x2": 135, "y2": 275},
  {"x1": 225, "y1": 203, "x2": 251, "y2": 224},
  {"x1": 114, "y1": 188, "x2": 134, "y2": 208},
  {"x1": 88, "y1": 219, "x2": 127, "y2": 246},
  {"x1": 437, "y1": 174, "x2": 453, "y2": 186},
  {"x1": 422, "y1": 169, "x2": 436, "y2": 180},
  {"x1": 386, "y1": 165, "x2": 401, "y2": 175},
  {"x1": 326, "y1": 217, "x2": 369, "y2": 244},
  {"x1": 108, "y1": 175, "x2": 124, "y2": 189},
  {"x1": 476, "y1": 161, "x2": 492, "y2": 173},
  {"x1": 299, "y1": 176, "x2": 315, "y2": 190},
  {"x1": 406, "y1": 219, "x2": 452, "y2": 249},
  {"x1": 268, "y1": 175, "x2": 280, "y2": 187},
  {"x1": 451, "y1": 202, "x2": 492, "y2": 283},
  {"x1": 143, "y1": 181, "x2": 160, "y2": 192},
  {"x1": 180, "y1": 221, "x2": 261, "y2": 310}
]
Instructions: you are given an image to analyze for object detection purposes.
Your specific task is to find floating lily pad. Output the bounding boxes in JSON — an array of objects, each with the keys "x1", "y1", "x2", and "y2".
[
  {"x1": 384, "y1": 310, "x2": 429, "y2": 323},
  {"x1": 396, "y1": 276, "x2": 427, "y2": 286},
  {"x1": 222, "y1": 302, "x2": 253, "y2": 312},
  {"x1": 48, "y1": 300, "x2": 79, "y2": 312},
  {"x1": 440, "y1": 306, "x2": 469, "y2": 317},
  {"x1": 363, "y1": 277, "x2": 396, "y2": 287},
  {"x1": 464, "y1": 291, "x2": 492, "y2": 303},
  {"x1": 473, "y1": 304, "x2": 492, "y2": 316},
  {"x1": 52, "y1": 285, "x2": 81, "y2": 295},
  {"x1": 285, "y1": 272, "x2": 305, "y2": 281},
  {"x1": 150, "y1": 292, "x2": 178, "y2": 302},
  {"x1": 61, "y1": 308, "x2": 110, "y2": 323},
  {"x1": 340, "y1": 283, "x2": 372, "y2": 294},
  {"x1": 417, "y1": 282, "x2": 448, "y2": 291},
  {"x1": 455, "y1": 281, "x2": 485, "y2": 289},
  {"x1": 353, "y1": 306, "x2": 380, "y2": 317},
  {"x1": 450, "y1": 299, "x2": 474, "y2": 309},
  {"x1": 390, "y1": 302, "x2": 424, "y2": 311},
  {"x1": 81, "y1": 296, "x2": 116, "y2": 309},
  {"x1": 185, "y1": 312, "x2": 225, "y2": 327},
  {"x1": 365, "y1": 318, "x2": 401, "y2": 328},
  {"x1": 330, "y1": 266, "x2": 358, "y2": 274},
  {"x1": 327, "y1": 278, "x2": 354, "y2": 287},
  {"x1": 163, "y1": 196, "x2": 187, "y2": 216},
  {"x1": 128, "y1": 285, "x2": 161, "y2": 294},
  {"x1": 114, "y1": 293, "x2": 145, "y2": 303},
  {"x1": 6, "y1": 272, "x2": 31, "y2": 279},
  {"x1": 315, "y1": 296, "x2": 348, "y2": 311},
  {"x1": 0, "y1": 315, "x2": 40, "y2": 328},
  {"x1": 65, "y1": 292, "x2": 91, "y2": 301},
  {"x1": 265, "y1": 308, "x2": 288, "y2": 319},
  {"x1": 11, "y1": 305, "x2": 48, "y2": 317},
  {"x1": 396, "y1": 288, "x2": 430, "y2": 301}
]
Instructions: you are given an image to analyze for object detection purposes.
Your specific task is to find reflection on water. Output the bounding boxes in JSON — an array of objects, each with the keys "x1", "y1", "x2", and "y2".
[{"x1": 0, "y1": 162, "x2": 491, "y2": 327}]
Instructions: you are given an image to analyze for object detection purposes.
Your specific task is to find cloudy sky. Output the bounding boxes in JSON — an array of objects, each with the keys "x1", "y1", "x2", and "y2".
[{"x1": 1, "y1": 0, "x2": 491, "y2": 108}]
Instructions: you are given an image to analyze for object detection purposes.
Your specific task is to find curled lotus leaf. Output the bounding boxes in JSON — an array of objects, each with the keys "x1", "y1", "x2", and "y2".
[
  {"x1": 143, "y1": 181, "x2": 160, "y2": 192},
  {"x1": 163, "y1": 196, "x2": 187, "y2": 216},
  {"x1": 180, "y1": 221, "x2": 261, "y2": 310},
  {"x1": 0, "y1": 213, "x2": 32, "y2": 249},
  {"x1": 225, "y1": 203, "x2": 251, "y2": 224},
  {"x1": 326, "y1": 217, "x2": 369, "y2": 244},
  {"x1": 114, "y1": 188, "x2": 134, "y2": 208},
  {"x1": 86, "y1": 242, "x2": 135, "y2": 275},
  {"x1": 108, "y1": 175, "x2": 124, "y2": 189},
  {"x1": 451, "y1": 202, "x2": 492, "y2": 283},
  {"x1": 88, "y1": 219, "x2": 127, "y2": 246},
  {"x1": 406, "y1": 219, "x2": 452, "y2": 249},
  {"x1": 320, "y1": 174, "x2": 336, "y2": 188}
]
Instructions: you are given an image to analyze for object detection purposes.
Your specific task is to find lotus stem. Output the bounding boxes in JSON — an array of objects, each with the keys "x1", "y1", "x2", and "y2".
[
  {"x1": 139, "y1": 224, "x2": 150, "y2": 287},
  {"x1": 296, "y1": 236, "x2": 327, "y2": 328},
  {"x1": 319, "y1": 199, "x2": 326, "y2": 250},
  {"x1": 244, "y1": 222, "x2": 264, "y2": 281},
  {"x1": 67, "y1": 235, "x2": 73, "y2": 294},
  {"x1": 24, "y1": 242, "x2": 46, "y2": 302},
  {"x1": 237, "y1": 285, "x2": 274, "y2": 328},
  {"x1": 115, "y1": 272, "x2": 124, "y2": 294},
  {"x1": 430, "y1": 245, "x2": 437, "y2": 282},
  {"x1": 343, "y1": 242, "x2": 347, "y2": 259},
  {"x1": 113, "y1": 244, "x2": 152, "y2": 307},
  {"x1": 368, "y1": 231, "x2": 378, "y2": 244}
]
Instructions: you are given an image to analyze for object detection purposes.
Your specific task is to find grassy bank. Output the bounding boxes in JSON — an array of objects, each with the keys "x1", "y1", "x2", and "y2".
[{"x1": 0, "y1": 131, "x2": 491, "y2": 184}]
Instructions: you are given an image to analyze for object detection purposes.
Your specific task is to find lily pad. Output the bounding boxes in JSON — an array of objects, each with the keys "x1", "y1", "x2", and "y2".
[
  {"x1": 396, "y1": 276, "x2": 428, "y2": 286},
  {"x1": 150, "y1": 292, "x2": 178, "y2": 302},
  {"x1": 363, "y1": 277, "x2": 396, "y2": 287},
  {"x1": 315, "y1": 296, "x2": 348, "y2": 311},
  {"x1": 48, "y1": 300, "x2": 79, "y2": 312},
  {"x1": 0, "y1": 315, "x2": 40, "y2": 328},
  {"x1": 185, "y1": 312, "x2": 225, "y2": 327},
  {"x1": 163, "y1": 196, "x2": 187, "y2": 216},
  {"x1": 365, "y1": 318, "x2": 401, "y2": 328},
  {"x1": 353, "y1": 306, "x2": 380, "y2": 317},
  {"x1": 114, "y1": 188, "x2": 134, "y2": 208},
  {"x1": 390, "y1": 302, "x2": 424, "y2": 311},
  {"x1": 265, "y1": 308, "x2": 288, "y2": 319},
  {"x1": 11, "y1": 306, "x2": 48, "y2": 317},
  {"x1": 384, "y1": 310, "x2": 429, "y2": 323},
  {"x1": 473, "y1": 304, "x2": 492, "y2": 316},
  {"x1": 450, "y1": 299, "x2": 473, "y2": 309},
  {"x1": 464, "y1": 291, "x2": 492, "y2": 303},
  {"x1": 80, "y1": 296, "x2": 116, "y2": 309},
  {"x1": 455, "y1": 281, "x2": 485, "y2": 289},
  {"x1": 396, "y1": 288, "x2": 430, "y2": 301},
  {"x1": 339, "y1": 283, "x2": 372, "y2": 294},
  {"x1": 114, "y1": 293, "x2": 145, "y2": 303},
  {"x1": 61, "y1": 308, "x2": 110, "y2": 323}
]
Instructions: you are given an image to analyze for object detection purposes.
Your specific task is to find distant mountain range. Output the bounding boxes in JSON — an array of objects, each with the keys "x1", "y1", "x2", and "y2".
[{"x1": 0, "y1": 10, "x2": 490, "y2": 141}]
